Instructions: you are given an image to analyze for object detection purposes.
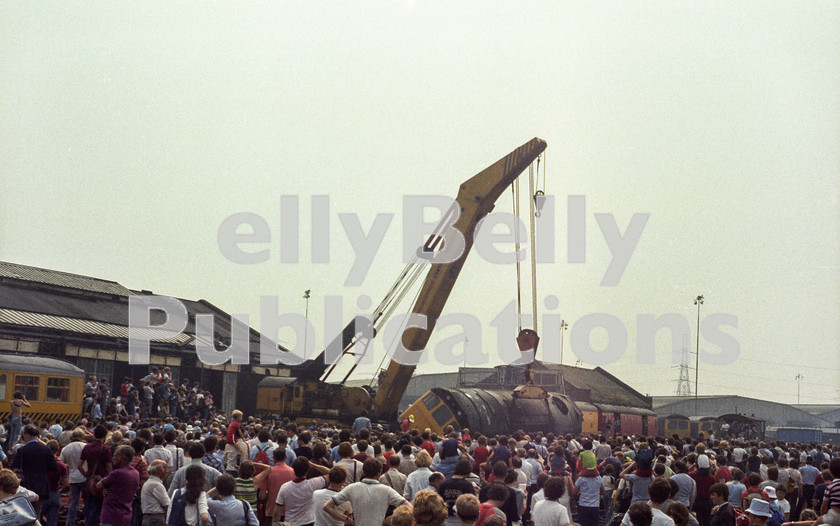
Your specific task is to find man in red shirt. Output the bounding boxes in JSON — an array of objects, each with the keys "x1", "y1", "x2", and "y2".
[
  {"x1": 261, "y1": 448, "x2": 295, "y2": 521},
  {"x1": 224, "y1": 410, "x2": 245, "y2": 475}
]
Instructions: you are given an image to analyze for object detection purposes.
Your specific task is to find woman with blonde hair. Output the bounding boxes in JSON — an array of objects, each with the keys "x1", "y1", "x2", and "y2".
[
  {"x1": 414, "y1": 489, "x2": 448, "y2": 526},
  {"x1": 405, "y1": 450, "x2": 434, "y2": 503}
]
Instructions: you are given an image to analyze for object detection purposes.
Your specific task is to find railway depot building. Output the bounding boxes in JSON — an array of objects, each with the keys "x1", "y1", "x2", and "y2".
[{"x1": 0, "y1": 261, "x2": 292, "y2": 415}]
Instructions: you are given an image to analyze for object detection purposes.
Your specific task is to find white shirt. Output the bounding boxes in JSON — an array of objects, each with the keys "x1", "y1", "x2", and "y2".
[
  {"x1": 167, "y1": 490, "x2": 208, "y2": 526},
  {"x1": 275, "y1": 477, "x2": 328, "y2": 526},
  {"x1": 313, "y1": 487, "x2": 351, "y2": 526},
  {"x1": 533, "y1": 499, "x2": 571, "y2": 526},
  {"x1": 404, "y1": 467, "x2": 432, "y2": 502},
  {"x1": 60, "y1": 441, "x2": 87, "y2": 484},
  {"x1": 141, "y1": 476, "x2": 170, "y2": 514},
  {"x1": 621, "y1": 505, "x2": 675, "y2": 526}
]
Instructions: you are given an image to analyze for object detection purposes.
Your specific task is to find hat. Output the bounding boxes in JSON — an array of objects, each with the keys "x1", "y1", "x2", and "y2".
[
  {"x1": 745, "y1": 498, "x2": 772, "y2": 517},
  {"x1": 163, "y1": 423, "x2": 175, "y2": 431},
  {"x1": 580, "y1": 450, "x2": 597, "y2": 470},
  {"x1": 697, "y1": 454, "x2": 710, "y2": 469},
  {"x1": 764, "y1": 487, "x2": 777, "y2": 499}
]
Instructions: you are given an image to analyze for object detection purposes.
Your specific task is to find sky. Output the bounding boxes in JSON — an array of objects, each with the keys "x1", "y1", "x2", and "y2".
[{"x1": 2, "y1": 2, "x2": 838, "y2": 406}]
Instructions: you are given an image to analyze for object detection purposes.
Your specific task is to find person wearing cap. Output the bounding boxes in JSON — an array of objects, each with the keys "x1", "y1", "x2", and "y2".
[
  {"x1": 691, "y1": 454, "x2": 717, "y2": 526},
  {"x1": 575, "y1": 450, "x2": 606, "y2": 526},
  {"x1": 744, "y1": 497, "x2": 773, "y2": 526},
  {"x1": 401, "y1": 415, "x2": 413, "y2": 433}
]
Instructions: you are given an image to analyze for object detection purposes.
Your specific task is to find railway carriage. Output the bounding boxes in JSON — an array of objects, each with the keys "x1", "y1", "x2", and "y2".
[{"x1": 0, "y1": 353, "x2": 85, "y2": 424}]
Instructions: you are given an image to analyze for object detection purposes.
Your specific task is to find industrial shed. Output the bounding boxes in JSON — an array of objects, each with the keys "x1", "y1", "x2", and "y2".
[
  {"x1": 0, "y1": 260, "x2": 296, "y2": 415},
  {"x1": 652, "y1": 395, "x2": 834, "y2": 429}
]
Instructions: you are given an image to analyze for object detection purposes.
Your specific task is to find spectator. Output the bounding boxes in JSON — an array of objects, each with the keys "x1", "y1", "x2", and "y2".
[
  {"x1": 406, "y1": 450, "x2": 434, "y2": 503},
  {"x1": 12, "y1": 424, "x2": 57, "y2": 519},
  {"x1": 97, "y1": 445, "x2": 141, "y2": 526},
  {"x1": 167, "y1": 464, "x2": 211, "y2": 526},
  {"x1": 325, "y1": 458, "x2": 409, "y2": 526},
  {"x1": 169, "y1": 442, "x2": 221, "y2": 497},
  {"x1": 629, "y1": 501, "x2": 655, "y2": 526},
  {"x1": 60, "y1": 428, "x2": 88, "y2": 526},
  {"x1": 381, "y1": 454, "x2": 408, "y2": 496},
  {"x1": 414, "y1": 489, "x2": 448, "y2": 526},
  {"x1": 207, "y1": 474, "x2": 258, "y2": 526},
  {"x1": 274, "y1": 457, "x2": 329, "y2": 525},
  {"x1": 141, "y1": 460, "x2": 171, "y2": 526},
  {"x1": 313, "y1": 466, "x2": 352, "y2": 526},
  {"x1": 351, "y1": 410, "x2": 371, "y2": 436},
  {"x1": 43, "y1": 439, "x2": 68, "y2": 526},
  {"x1": 438, "y1": 460, "x2": 477, "y2": 526},
  {"x1": 455, "y1": 493, "x2": 481, "y2": 525},
  {"x1": 225, "y1": 410, "x2": 247, "y2": 475},
  {"x1": 711, "y1": 482, "x2": 735, "y2": 526},
  {"x1": 7, "y1": 392, "x2": 30, "y2": 449},
  {"x1": 261, "y1": 448, "x2": 294, "y2": 521},
  {"x1": 743, "y1": 498, "x2": 772, "y2": 526},
  {"x1": 202, "y1": 435, "x2": 225, "y2": 474},
  {"x1": 477, "y1": 482, "x2": 509, "y2": 526},
  {"x1": 335, "y1": 442, "x2": 364, "y2": 484},
  {"x1": 234, "y1": 460, "x2": 270, "y2": 511}
]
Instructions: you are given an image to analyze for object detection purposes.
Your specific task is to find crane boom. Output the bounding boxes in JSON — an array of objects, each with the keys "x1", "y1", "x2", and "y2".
[{"x1": 371, "y1": 137, "x2": 547, "y2": 420}]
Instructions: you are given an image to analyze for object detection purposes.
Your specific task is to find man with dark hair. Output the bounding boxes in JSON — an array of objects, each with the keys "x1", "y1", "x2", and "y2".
[
  {"x1": 621, "y1": 477, "x2": 675, "y2": 526},
  {"x1": 711, "y1": 482, "x2": 735, "y2": 526},
  {"x1": 274, "y1": 457, "x2": 329, "y2": 525},
  {"x1": 313, "y1": 466, "x2": 352, "y2": 526},
  {"x1": 163, "y1": 428, "x2": 185, "y2": 475},
  {"x1": 80, "y1": 424, "x2": 113, "y2": 526},
  {"x1": 439, "y1": 458, "x2": 476, "y2": 526},
  {"x1": 96, "y1": 445, "x2": 140, "y2": 526},
  {"x1": 207, "y1": 474, "x2": 258, "y2": 526},
  {"x1": 480, "y1": 482, "x2": 511, "y2": 525},
  {"x1": 381, "y1": 454, "x2": 408, "y2": 495},
  {"x1": 168, "y1": 441, "x2": 220, "y2": 496},
  {"x1": 12, "y1": 424, "x2": 57, "y2": 519},
  {"x1": 325, "y1": 458, "x2": 409, "y2": 526},
  {"x1": 629, "y1": 501, "x2": 654, "y2": 526},
  {"x1": 202, "y1": 434, "x2": 225, "y2": 473},
  {"x1": 263, "y1": 447, "x2": 293, "y2": 521}
]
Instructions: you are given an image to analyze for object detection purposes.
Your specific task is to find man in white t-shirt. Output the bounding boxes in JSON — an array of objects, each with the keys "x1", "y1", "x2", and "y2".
[
  {"x1": 313, "y1": 466, "x2": 352, "y2": 526},
  {"x1": 275, "y1": 457, "x2": 329, "y2": 526},
  {"x1": 325, "y1": 458, "x2": 408, "y2": 526}
]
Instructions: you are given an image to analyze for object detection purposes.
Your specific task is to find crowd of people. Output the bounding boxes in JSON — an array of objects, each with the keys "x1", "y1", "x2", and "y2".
[{"x1": 1, "y1": 373, "x2": 839, "y2": 526}]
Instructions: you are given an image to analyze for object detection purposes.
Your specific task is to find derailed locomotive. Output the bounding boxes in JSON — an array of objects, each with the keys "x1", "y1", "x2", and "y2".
[{"x1": 402, "y1": 386, "x2": 584, "y2": 437}]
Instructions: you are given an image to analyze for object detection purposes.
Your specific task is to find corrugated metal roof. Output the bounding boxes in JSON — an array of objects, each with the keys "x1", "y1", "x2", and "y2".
[
  {"x1": 0, "y1": 308, "x2": 192, "y2": 344},
  {"x1": 0, "y1": 353, "x2": 85, "y2": 375},
  {"x1": 0, "y1": 261, "x2": 131, "y2": 297}
]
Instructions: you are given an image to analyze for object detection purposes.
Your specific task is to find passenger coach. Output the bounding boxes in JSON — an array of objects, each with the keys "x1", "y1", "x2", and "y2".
[{"x1": 0, "y1": 353, "x2": 85, "y2": 423}]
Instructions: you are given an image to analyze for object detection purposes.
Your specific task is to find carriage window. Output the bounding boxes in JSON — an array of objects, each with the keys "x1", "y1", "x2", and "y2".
[
  {"x1": 14, "y1": 375, "x2": 39, "y2": 401},
  {"x1": 422, "y1": 392, "x2": 440, "y2": 410},
  {"x1": 0, "y1": 374, "x2": 5, "y2": 400},
  {"x1": 46, "y1": 377, "x2": 71, "y2": 402}
]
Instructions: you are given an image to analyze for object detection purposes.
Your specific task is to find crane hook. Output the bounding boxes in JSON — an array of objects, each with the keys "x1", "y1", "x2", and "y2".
[{"x1": 534, "y1": 190, "x2": 546, "y2": 217}]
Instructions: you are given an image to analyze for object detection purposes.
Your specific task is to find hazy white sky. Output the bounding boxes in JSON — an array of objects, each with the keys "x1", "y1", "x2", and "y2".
[{"x1": 2, "y1": 2, "x2": 838, "y2": 405}]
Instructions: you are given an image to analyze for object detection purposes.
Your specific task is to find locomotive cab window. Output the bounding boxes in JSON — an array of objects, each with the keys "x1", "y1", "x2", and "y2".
[
  {"x1": 14, "y1": 375, "x2": 39, "y2": 401},
  {"x1": 432, "y1": 404, "x2": 453, "y2": 427},
  {"x1": 422, "y1": 391, "x2": 440, "y2": 410},
  {"x1": 47, "y1": 377, "x2": 70, "y2": 402},
  {"x1": 0, "y1": 374, "x2": 5, "y2": 400}
]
